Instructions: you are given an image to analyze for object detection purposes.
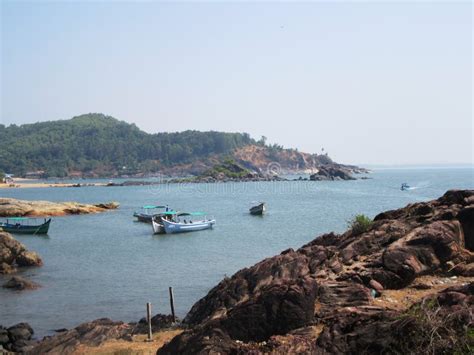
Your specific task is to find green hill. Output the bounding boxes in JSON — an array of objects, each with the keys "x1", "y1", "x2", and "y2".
[{"x1": 0, "y1": 113, "x2": 255, "y2": 177}]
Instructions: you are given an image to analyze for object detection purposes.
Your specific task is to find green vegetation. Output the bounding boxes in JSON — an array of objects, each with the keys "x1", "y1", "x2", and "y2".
[
  {"x1": 0, "y1": 171, "x2": 4, "y2": 183},
  {"x1": 203, "y1": 159, "x2": 252, "y2": 179},
  {"x1": 0, "y1": 114, "x2": 255, "y2": 177},
  {"x1": 347, "y1": 214, "x2": 373, "y2": 235}
]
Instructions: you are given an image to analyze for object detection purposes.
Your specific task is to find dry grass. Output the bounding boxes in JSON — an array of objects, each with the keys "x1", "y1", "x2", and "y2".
[
  {"x1": 373, "y1": 275, "x2": 473, "y2": 311},
  {"x1": 72, "y1": 330, "x2": 183, "y2": 355}
]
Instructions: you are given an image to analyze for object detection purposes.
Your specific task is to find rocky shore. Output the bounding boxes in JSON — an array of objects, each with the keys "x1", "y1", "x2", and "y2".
[
  {"x1": 1, "y1": 315, "x2": 181, "y2": 354},
  {"x1": 157, "y1": 189, "x2": 474, "y2": 354},
  {"x1": 2, "y1": 190, "x2": 472, "y2": 353},
  {"x1": 0, "y1": 231, "x2": 43, "y2": 275},
  {"x1": 0, "y1": 198, "x2": 119, "y2": 217}
]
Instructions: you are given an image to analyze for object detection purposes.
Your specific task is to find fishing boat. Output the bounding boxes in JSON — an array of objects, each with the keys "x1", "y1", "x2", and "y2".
[
  {"x1": 151, "y1": 210, "x2": 178, "y2": 234},
  {"x1": 401, "y1": 183, "x2": 410, "y2": 191},
  {"x1": 249, "y1": 202, "x2": 266, "y2": 215},
  {"x1": 161, "y1": 212, "x2": 215, "y2": 234},
  {"x1": 0, "y1": 217, "x2": 51, "y2": 235},
  {"x1": 133, "y1": 205, "x2": 168, "y2": 223}
]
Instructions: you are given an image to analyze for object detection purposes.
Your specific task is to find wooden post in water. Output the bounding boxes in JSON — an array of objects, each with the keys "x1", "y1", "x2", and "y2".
[
  {"x1": 146, "y1": 302, "x2": 153, "y2": 341},
  {"x1": 169, "y1": 287, "x2": 176, "y2": 323}
]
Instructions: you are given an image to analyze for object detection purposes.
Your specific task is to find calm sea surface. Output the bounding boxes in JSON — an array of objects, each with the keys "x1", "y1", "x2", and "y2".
[{"x1": 1, "y1": 167, "x2": 473, "y2": 337}]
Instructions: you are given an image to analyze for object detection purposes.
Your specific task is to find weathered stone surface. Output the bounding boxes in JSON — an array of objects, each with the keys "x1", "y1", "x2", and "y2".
[
  {"x1": 31, "y1": 318, "x2": 132, "y2": 354},
  {"x1": 15, "y1": 251, "x2": 43, "y2": 267},
  {"x1": 158, "y1": 189, "x2": 474, "y2": 354},
  {"x1": 0, "y1": 322, "x2": 35, "y2": 353},
  {"x1": 309, "y1": 164, "x2": 356, "y2": 181},
  {"x1": 0, "y1": 232, "x2": 43, "y2": 276}
]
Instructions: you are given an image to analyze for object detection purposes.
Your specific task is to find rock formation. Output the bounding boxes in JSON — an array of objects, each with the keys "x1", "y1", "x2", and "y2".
[
  {"x1": 28, "y1": 314, "x2": 178, "y2": 354},
  {"x1": 158, "y1": 189, "x2": 474, "y2": 354},
  {"x1": 0, "y1": 323, "x2": 35, "y2": 353},
  {"x1": 0, "y1": 198, "x2": 119, "y2": 217},
  {"x1": 0, "y1": 231, "x2": 43, "y2": 274},
  {"x1": 309, "y1": 164, "x2": 357, "y2": 181}
]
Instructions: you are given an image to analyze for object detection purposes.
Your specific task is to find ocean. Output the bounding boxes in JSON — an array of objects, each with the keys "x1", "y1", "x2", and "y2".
[{"x1": 0, "y1": 167, "x2": 473, "y2": 337}]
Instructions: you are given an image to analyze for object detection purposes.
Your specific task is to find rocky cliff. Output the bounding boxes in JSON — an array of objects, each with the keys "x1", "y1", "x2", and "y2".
[{"x1": 158, "y1": 190, "x2": 474, "y2": 354}]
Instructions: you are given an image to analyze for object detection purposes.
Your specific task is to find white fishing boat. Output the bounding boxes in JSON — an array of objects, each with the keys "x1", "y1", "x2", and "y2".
[
  {"x1": 151, "y1": 210, "x2": 178, "y2": 234},
  {"x1": 161, "y1": 212, "x2": 215, "y2": 234}
]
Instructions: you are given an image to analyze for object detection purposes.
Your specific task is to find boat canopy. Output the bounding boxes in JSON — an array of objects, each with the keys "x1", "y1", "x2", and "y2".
[
  {"x1": 5, "y1": 217, "x2": 30, "y2": 220},
  {"x1": 178, "y1": 212, "x2": 206, "y2": 216},
  {"x1": 142, "y1": 205, "x2": 166, "y2": 209},
  {"x1": 163, "y1": 210, "x2": 178, "y2": 215}
]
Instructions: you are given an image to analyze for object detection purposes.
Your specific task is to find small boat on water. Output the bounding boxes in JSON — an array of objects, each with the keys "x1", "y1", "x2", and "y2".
[
  {"x1": 159, "y1": 212, "x2": 215, "y2": 234},
  {"x1": 133, "y1": 205, "x2": 168, "y2": 223},
  {"x1": 151, "y1": 210, "x2": 178, "y2": 234},
  {"x1": 401, "y1": 183, "x2": 410, "y2": 191},
  {"x1": 249, "y1": 202, "x2": 266, "y2": 215},
  {"x1": 0, "y1": 217, "x2": 51, "y2": 235}
]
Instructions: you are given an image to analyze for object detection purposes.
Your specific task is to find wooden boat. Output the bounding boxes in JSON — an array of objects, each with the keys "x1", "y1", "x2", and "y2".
[
  {"x1": 0, "y1": 217, "x2": 51, "y2": 234},
  {"x1": 152, "y1": 218, "x2": 165, "y2": 234},
  {"x1": 161, "y1": 212, "x2": 215, "y2": 234},
  {"x1": 133, "y1": 205, "x2": 168, "y2": 223},
  {"x1": 151, "y1": 210, "x2": 178, "y2": 234},
  {"x1": 249, "y1": 202, "x2": 266, "y2": 215}
]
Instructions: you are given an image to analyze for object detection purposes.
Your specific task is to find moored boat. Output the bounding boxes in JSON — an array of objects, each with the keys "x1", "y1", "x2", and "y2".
[
  {"x1": 151, "y1": 210, "x2": 178, "y2": 234},
  {"x1": 249, "y1": 202, "x2": 266, "y2": 215},
  {"x1": 133, "y1": 205, "x2": 168, "y2": 223},
  {"x1": 0, "y1": 217, "x2": 51, "y2": 235},
  {"x1": 161, "y1": 212, "x2": 215, "y2": 234}
]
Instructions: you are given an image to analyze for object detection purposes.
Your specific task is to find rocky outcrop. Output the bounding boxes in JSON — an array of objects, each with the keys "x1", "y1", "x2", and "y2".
[
  {"x1": 0, "y1": 323, "x2": 35, "y2": 353},
  {"x1": 158, "y1": 190, "x2": 474, "y2": 354},
  {"x1": 30, "y1": 318, "x2": 132, "y2": 354},
  {"x1": 309, "y1": 164, "x2": 357, "y2": 181},
  {"x1": 0, "y1": 198, "x2": 119, "y2": 217},
  {"x1": 29, "y1": 314, "x2": 179, "y2": 354},
  {"x1": 0, "y1": 231, "x2": 43, "y2": 274}
]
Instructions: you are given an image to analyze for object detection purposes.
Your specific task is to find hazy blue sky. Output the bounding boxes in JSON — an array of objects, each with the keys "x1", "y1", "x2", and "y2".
[{"x1": 1, "y1": 1, "x2": 472, "y2": 165}]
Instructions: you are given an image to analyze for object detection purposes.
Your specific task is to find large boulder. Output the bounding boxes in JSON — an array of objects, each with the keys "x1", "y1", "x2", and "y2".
[
  {"x1": 15, "y1": 251, "x2": 43, "y2": 267},
  {"x1": 0, "y1": 323, "x2": 36, "y2": 353},
  {"x1": 309, "y1": 165, "x2": 356, "y2": 181},
  {"x1": 0, "y1": 231, "x2": 43, "y2": 276}
]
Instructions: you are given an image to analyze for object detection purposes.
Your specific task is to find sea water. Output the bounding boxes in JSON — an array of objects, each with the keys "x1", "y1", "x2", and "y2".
[{"x1": 0, "y1": 167, "x2": 472, "y2": 337}]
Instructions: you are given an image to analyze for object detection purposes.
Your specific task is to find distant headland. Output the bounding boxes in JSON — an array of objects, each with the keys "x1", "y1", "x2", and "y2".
[{"x1": 0, "y1": 113, "x2": 366, "y2": 180}]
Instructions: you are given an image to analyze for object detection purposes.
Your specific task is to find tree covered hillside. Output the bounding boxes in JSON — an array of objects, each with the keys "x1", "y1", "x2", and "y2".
[{"x1": 0, "y1": 114, "x2": 255, "y2": 177}]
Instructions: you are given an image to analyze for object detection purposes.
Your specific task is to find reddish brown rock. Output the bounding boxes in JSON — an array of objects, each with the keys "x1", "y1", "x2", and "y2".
[{"x1": 158, "y1": 190, "x2": 474, "y2": 354}]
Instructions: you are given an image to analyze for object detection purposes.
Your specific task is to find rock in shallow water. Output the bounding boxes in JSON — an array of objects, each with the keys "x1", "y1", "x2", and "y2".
[{"x1": 2, "y1": 276, "x2": 40, "y2": 290}]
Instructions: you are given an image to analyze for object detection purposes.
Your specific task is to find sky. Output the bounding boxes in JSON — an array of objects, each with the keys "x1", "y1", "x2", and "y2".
[{"x1": 1, "y1": 1, "x2": 472, "y2": 165}]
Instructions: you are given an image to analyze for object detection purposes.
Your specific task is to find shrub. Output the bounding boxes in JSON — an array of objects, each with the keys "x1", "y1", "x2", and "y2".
[{"x1": 348, "y1": 214, "x2": 373, "y2": 235}]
